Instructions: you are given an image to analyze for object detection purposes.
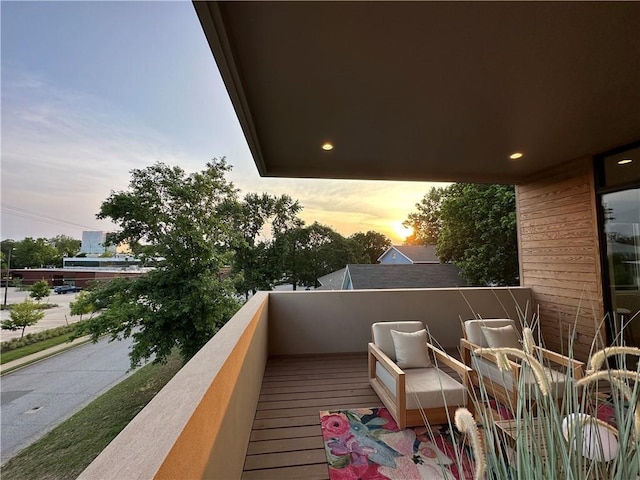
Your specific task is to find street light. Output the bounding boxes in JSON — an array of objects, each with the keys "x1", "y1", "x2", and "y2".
[{"x1": 4, "y1": 247, "x2": 15, "y2": 307}]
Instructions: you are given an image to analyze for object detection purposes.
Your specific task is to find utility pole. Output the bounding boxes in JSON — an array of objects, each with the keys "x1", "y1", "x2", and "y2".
[{"x1": 3, "y1": 247, "x2": 14, "y2": 307}]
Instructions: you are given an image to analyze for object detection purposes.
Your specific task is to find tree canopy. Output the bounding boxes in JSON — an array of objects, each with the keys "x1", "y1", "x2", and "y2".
[
  {"x1": 281, "y1": 222, "x2": 365, "y2": 289},
  {"x1": 225, "y1": 193, "x2": 303, "y2": 298},
  {"x1": 404, "y1": 184, "x2": 518, "y2": 286},
  {"x1": 1, "y1": 299, "x2": 45, "y2": 339},
  {"x1": 1, "y1": 235, "x2": 81, "y2": 269},
  {"x1": 349, "y1": 231, "x2": 392, "y2": 264},
  {"x1": 73, "y1": 160, "x2": 242, "y2": 367}
]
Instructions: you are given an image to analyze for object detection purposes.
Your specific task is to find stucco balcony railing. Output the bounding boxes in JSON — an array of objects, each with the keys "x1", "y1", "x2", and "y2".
[{"x1": 78, "y1": 287, "x2": 533, "y2": 480}]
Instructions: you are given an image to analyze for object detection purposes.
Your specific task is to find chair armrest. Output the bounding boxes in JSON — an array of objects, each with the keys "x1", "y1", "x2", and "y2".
[
  {"x1": 427, "y1": 342, "x2": 472, "y2": 380},
  {"x1": 535, "y1": 346, "x2": 585, "y2": 379},
  {"x1": 460, "y1": 338, "x2": 475, "y2": 366},
  {"x1": 368, "y1": 342, "x2": 404, "y2": 377}
]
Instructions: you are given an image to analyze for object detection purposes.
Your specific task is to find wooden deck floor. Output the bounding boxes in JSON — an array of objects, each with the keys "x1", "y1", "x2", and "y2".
[{"x1": 242, "y1": 353, "x2": 382, "y2": 480}]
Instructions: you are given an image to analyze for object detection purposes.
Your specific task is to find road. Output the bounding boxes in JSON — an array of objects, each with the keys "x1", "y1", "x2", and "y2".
[{"x1": 1, "y1": 335, "x2": 137, "y2": 465}]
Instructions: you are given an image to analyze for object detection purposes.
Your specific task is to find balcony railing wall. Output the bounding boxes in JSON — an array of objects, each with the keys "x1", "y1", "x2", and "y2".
[
  {"x1": 79, "y1": 287, "x2": 532, "y2": 479},
  {"x1": 269, "y1": 287, "x2": 533, "y2": 354},
  {"x1": 78, "y1": 291, "x2": 270, "y2": 480}
]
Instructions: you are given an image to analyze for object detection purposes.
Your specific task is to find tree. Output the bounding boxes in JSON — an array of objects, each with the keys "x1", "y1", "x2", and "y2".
[
  {"x1": 349, "y1": 231, "x2": 392, "y2": 264},
  {"x1": 225, "y1": 193, "x2": 303, "y2": 298},
  {"x1": 73, "y1": 160, "x2": 242, "y2": 367},
  {"x1": 49, "y1": 235, "x2": 81, "y2": 261},
  {"x1": 405, "y1": 184, "x2": 518, "y2": 286},
  {"x1": 282, "y1": 222, "x2": 363, "y2": 289},
  {"x1": 403, "y1": 187, "x2": 446, "y2": 246},
  {"x1": 1, "y1": 299, "x2": 45, "y2": 338},
  {"x1": 29, "y1": 280, "x2": 51, "y2": 302},
  {"x1": 3, "y1": 237, "x2": 59, "y2": 268}
]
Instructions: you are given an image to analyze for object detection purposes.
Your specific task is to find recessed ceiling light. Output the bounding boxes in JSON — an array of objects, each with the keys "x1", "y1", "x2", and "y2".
[
  {"x1": 509, "y1": 152, "x2": 523, "y2": 160},
  {"x1": 618, "y1": 158, "x2": 633, "y2": 165},
  {"x1": 322, "y1": 143, "x2": 333, "y2": 151}
]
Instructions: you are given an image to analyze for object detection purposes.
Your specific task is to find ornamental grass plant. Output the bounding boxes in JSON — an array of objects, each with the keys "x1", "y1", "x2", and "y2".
[{"x1": 455, "y1": 302, "x2": 640, "y2": 480}]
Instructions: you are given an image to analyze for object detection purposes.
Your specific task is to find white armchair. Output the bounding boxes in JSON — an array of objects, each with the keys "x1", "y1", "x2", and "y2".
[
  {"x1": 460, "y1": 319, "x2": 585, "y2": 407},
  {"x1": 368, "y1": 321, "x2": 472, "y2": 430}
]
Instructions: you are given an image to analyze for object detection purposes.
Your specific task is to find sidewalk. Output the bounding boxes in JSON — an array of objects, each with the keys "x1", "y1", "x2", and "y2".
[{"x1": 0, "y1": 336, "x2": 91, "y2": 375}]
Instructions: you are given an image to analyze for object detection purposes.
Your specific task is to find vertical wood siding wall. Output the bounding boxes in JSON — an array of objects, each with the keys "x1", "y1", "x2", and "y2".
[{"x1": 516, "y1": 157, "x2": 605, "y2": 361}]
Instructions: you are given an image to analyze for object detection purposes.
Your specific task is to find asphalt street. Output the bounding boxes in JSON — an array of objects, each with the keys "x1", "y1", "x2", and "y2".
[{"x1": 1, "y1": 335, "x2": 136, "y2": 465}]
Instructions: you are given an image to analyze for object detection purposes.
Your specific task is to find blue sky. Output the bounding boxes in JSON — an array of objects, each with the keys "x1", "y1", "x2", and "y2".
[{"x1": 1, "y1": 1, "x2": 442, "y2": 243}]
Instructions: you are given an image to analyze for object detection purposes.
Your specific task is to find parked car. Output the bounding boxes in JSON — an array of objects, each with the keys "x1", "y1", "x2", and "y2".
[{"x1": 54, "y1": 285, "x2": 81, "y2": 294}]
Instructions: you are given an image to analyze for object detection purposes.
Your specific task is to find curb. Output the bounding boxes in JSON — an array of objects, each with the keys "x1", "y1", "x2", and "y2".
[{"x1": 0, "y1": 336, "x2": 92, "y2": 375}]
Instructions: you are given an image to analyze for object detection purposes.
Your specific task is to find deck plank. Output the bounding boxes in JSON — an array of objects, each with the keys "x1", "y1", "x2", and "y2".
[
  {"x1": 242, "y1": 464, "x2": 329, "y2": 480},
  {"x1": 243, "y1": 353, "x2": 378, "y2": 478}
]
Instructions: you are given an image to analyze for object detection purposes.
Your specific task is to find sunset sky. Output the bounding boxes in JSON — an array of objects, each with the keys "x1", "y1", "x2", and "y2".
[{"x1": 1, "y1": 1, "x2": 445, "y2": 244}]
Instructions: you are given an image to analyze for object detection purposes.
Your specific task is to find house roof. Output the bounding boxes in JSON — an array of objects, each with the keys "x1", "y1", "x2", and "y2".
[
  {"x1": 316, "y1": 268, "x2": 346, "y2": 290},
  {"x1": 194, "y1": 2, "x2": 640, "y2": 183},
  {"x1": 379, "y1": 245, "x2": 439, "y2": 263},
  {"x1": 344, "y1": 264, "x2": 467, "y2": 290}
]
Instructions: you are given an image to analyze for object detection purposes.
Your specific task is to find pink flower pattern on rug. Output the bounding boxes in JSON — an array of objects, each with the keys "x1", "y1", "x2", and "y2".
[{"x1": 320, "y1": 408, "x2": 474, "y2": 480}]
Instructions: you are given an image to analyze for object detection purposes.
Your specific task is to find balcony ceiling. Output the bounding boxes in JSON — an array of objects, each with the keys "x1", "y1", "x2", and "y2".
[{"x1": 195, "y1": 2, "x2": 640, "y2": 184}]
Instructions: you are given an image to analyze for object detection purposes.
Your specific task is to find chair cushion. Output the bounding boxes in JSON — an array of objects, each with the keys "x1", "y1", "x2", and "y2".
[
  {"x1": 471, "y1": 355, "x2": 569, "y2": 397},
  {"x1": 464, "y1": 319, "x2": 517, "y2": 347},
  {"x1": 375, "y1": 363, "x2": 467, "y2": 409},
  {"x1": 390, "y1": 329, "x2": 432, "y2": 368},
  {"x1": 481, "y1": 324, "x2": 521, "y2": 349},
  {"x1": 372, "y1": 321, "x2": 425, "y2": 361}
]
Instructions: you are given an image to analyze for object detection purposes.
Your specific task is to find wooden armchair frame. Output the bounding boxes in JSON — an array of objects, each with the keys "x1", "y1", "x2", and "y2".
[
  {"x1": 368, "y1": 335, "x2": 472, "y2": 430},
  {"x1": 460, "y1": 325, "x2": 585, "y2": 407}
]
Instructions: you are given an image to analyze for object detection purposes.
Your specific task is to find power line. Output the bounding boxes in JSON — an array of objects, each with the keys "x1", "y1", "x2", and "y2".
[{"x1": 1, "y1": 203, "x2": 107, "y2": 232}]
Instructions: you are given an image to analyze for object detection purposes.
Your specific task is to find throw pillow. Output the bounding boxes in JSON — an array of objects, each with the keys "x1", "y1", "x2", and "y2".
[
  {"x1": 480, "y1": 324, "x2": 521, "y2": 349},
  {"x1": 390, "y1": 329, "x2": 432, "y2": 369}
]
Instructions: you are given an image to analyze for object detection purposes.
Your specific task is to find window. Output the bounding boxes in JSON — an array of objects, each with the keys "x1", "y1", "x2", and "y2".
[{"x1": 596, "y1": 142, "x2": 640, "y2": 364}]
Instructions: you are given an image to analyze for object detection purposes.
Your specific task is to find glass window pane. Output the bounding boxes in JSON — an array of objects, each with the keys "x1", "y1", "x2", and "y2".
[{"x1": 602, "y1": 188, "x2": 640, "y2": 357}]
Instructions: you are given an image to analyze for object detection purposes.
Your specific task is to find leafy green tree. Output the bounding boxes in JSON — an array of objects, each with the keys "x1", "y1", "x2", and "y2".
[
  {"x1": 283, "y1": 222, "x2": 363, "y2": 289},
  {"x1": 49, "y1": 235, "x2": 81, "y2": 260},
  {"x1": 5, "y1": 237, "x2": 59, "y2": 268},
  {"x1": 403, "y1": 187, "x2": 446, "y2": 246},
  {"x1": 29, "y1": 280, "x2": 51, "y2": 302},
  {"x1": 1, "y1": 299, "x2": 45, "y2": 338},
  {"x1": 69, "y1": 290, "x2": 98, "y2": 321},
  {"x1": 349, "y1": 231, "x2": 392, "y2": 264},
  {"x1": 225, "y1": 193, "x2": 303, "y2": 298},
  {"x1": 73, "y1": 160, "x2": 242, "y2": 367},
  {"x1": 405, "y1": 184, "x2": 518, "y2": 286}
]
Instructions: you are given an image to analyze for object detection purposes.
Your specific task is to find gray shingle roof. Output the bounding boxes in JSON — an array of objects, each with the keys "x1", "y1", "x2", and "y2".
[
  {"x1": 345, "y1": 263, "x2": 467, "y2": 290},
  {"x1": 316, "y1": 268, "x2": 346, "y2": 290},
  {"x1": 393, "y1": 245, "x2": 439, "y2": 263}
]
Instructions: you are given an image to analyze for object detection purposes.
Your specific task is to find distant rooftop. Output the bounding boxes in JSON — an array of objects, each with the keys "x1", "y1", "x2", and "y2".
[
  {"x1": 316, "y1": 268, "x2": 346, "y2": 290},
  {"x1": 378, "y1": 245, "x2": 439, "y2": 264},
  {"x1": 343, "y1": 264, "x2": 467, "y2": 290}
]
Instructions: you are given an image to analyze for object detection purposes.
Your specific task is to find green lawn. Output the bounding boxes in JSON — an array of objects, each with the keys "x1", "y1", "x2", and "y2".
[
  {"x1": 0, "y1": 352, "x2": 184, "y2": 480},
  {"x1": 0, "y1": 332, "x2": 78, "y2": 365}
]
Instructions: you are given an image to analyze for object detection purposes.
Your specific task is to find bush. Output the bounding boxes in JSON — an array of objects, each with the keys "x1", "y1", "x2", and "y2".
[{"x1": 0, "y1": 323, "x2": 84, "y2": 353}]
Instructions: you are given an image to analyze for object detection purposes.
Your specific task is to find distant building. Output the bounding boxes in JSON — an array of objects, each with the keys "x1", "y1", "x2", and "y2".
[
  {"x1": 63, "y1": 256, "x2": 141, "y2": 270},
  {"x1": 11, "y1": 268, "x2": 143, "y2": 288},
  {"x1": 81, "y1": 231, "x2": 116, "y2": 255},
  {"x1": 377, "y1": 245, "x2": 440, "y2": 264}
]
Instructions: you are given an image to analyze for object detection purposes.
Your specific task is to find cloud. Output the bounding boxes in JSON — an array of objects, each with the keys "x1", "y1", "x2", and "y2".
[
  {"x1": 1, "y1": 69, "x2": 448, "y2": 243},
  {"x1": 1, "y1": 70, "x2": 191, "y2": 238},
  {"x1": 230, "y1": 174, "x2": 446, "y2": 243}
]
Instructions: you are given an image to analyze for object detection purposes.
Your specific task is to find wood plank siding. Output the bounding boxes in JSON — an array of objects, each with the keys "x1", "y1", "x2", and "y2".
[
  {"x1": 242, "y1": 354, "x2": 382, "y2": 480},
  {"x1": 516, "y1": 157, "x2": 605, "y2": 361}
]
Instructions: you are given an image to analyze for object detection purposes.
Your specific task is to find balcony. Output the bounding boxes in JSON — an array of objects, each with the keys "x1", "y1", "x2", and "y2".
[{"x1": 78, "y1": 287, "x2": 533, "y2": 480}]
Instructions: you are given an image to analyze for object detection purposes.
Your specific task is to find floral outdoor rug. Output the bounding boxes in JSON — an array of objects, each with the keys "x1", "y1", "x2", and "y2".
[{"x1": 319, "y1": 408, "x2": 475, "y2": 480}]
